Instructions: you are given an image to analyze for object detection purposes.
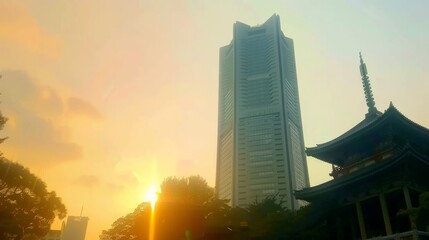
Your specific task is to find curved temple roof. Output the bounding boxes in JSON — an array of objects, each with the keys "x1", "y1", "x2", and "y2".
[
  {"x1": 296, "y1": 143, "x2": 429, "y2": 202},
  {"x1": 306, "y1": 103, "x2": 429, "y2": 164}
]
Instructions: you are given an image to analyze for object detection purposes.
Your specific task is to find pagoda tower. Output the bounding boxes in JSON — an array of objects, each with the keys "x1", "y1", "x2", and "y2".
[{"x1": 295, "y1": 53, "x2": 429, "y2": 239}]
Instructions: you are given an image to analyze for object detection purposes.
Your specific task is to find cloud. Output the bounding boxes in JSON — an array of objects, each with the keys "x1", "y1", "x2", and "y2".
[
  {"x1": 105, "y1": 182, "x2": 125, "y2": 193},
  {"x1": 117, "y1": 171, "x2": 140, "y2": 187},
  {"x1": 0, "y1": 70, "x2": 82, "y2": 166},
  {"x1": 67, "y1": 97, "x2": 103, "y2": 120},
  {"x1": 0, "y1": 71, "x2": 64, "y2": 118},
  {"x1": 74, "y1": 175, "x2": 100, "y2": 189},
  {"x1": 101, "y1": 171, "x2": 140, "y2": 194},
  {"x1": 0, "y1": 2, "x2": 61, "y2": 58},
  {"x1": 36, "y1": 87, "x2": 64, "y2": 117}
]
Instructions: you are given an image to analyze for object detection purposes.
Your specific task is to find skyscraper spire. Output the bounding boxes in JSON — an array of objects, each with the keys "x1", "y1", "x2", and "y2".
[{"x1": 359, "y1": 52, "x2": 379, "y2": 117}]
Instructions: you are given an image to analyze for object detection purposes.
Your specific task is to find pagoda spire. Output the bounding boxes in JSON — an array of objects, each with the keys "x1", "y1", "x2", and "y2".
[{"x1": 359, "y1": 52, "x2": 379, "y2": 117}]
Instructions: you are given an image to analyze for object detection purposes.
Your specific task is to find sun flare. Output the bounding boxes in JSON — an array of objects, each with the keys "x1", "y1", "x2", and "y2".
[{"x1": 145, "y1": 184, "x2": 158, "y2": 209}]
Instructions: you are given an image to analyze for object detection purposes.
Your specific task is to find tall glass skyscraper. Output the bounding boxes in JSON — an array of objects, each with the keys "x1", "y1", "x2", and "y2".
[{"x1": 216, "y1": 15, "x2": 309, "y2": 210}]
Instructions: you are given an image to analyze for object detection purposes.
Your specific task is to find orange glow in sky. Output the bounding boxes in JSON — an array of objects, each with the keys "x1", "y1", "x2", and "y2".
[{"x1": 1, "y1": 1, "x2": 428, "y2": 239}]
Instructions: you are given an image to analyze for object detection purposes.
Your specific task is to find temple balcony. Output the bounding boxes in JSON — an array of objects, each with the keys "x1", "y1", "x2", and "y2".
[{"x1": 330, "y1": 148, "x2": 395, "y2": 179}]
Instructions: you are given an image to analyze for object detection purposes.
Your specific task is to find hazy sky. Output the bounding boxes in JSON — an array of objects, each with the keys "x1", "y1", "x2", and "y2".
[{"x1": 1, "y1": 1, "x2": 428, "y2": 239}]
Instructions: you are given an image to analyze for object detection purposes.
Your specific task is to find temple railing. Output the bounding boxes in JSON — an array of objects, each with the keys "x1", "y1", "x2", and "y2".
[{"x1": 367, "y1": 230, "x2": 429, "y2": 240}]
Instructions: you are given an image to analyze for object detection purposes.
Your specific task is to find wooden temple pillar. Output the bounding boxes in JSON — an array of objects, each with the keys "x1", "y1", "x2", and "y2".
[
  {"x1": 355, "y1": 201, "x2": 367, "y2": 239},
  {"x1": 403, "y1": 186, "x2": 413, "y2": 209},
  {"x1": 379, "y1": 193, "x2": 393, "y2": 235},
  {"x1": 403, "y1": 186, "x2": 415, "y2": 228}
]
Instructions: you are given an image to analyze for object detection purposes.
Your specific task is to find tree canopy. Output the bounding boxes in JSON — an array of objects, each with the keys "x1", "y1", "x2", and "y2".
[
  {"x1": 0, "y1": 157, "x2": 67, "y2": 239},
  {"x1": 101, "y1": 176, "x2": 218, "y2": 240},
  {"x1": 0, "y1": 105, "x2": 67, "y2": 239},
  {"x1": 415, "y1": 191, "x2": 429, "y2": 231},
  {"x1": 154, "y1": 176, "x2": 215, "y2": 239},
  {"x1": 100, "y1": 202, "x2": 150, "y2": 240},
  {"x1": 100, "y1": 175, "x2": 320, "y2": 240},
  {"x1": 0, "y1": 108, "x2": 7, "y2": 147}
]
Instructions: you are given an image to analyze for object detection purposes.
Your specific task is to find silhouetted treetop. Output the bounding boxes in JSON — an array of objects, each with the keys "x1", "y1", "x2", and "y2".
[
  {"x1": 159, "y1": 175, "x2": 214, "y2": 205},
  {"x1": 0, "y1": 101, "x2": 66, "y2": 239},
  {"x1": 0, "y1": 106, "x2": 7, "y2": 148},
  {"x1": 0, "y1": 158, "x2": 67, "y2": 239}
]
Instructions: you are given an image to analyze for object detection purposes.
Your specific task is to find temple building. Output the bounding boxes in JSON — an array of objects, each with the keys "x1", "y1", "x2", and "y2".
[{"x1": 295, "y1": 53, "x2": 429, "y2": 239}]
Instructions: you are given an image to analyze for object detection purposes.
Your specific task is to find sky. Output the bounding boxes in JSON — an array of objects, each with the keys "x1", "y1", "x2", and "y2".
[{"x1": 1, "y1": 1, "x2": 428, "y2": 239}]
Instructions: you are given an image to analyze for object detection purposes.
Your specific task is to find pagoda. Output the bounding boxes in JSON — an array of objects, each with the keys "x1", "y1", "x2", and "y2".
[{"x1": 295, "y1": 53, "x2": 429, "y2": 239}]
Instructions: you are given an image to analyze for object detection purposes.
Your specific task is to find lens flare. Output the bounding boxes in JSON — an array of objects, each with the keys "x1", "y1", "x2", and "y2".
[
  {"x1": 145, "y1": 183, "x2": 159, "y2": 240},
  {"x1": 146, "y1": 184, "x2": 158, "y2": 209}
]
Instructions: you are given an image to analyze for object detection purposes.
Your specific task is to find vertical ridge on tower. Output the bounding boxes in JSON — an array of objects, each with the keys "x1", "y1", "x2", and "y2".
[{"x1": 359, "y1": 52, "x2": 379, "y2": 117}]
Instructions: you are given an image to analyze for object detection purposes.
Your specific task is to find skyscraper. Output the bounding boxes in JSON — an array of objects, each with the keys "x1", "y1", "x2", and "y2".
[{"x1": 216, "y1": 15, "x2": 309, "y2": 210}]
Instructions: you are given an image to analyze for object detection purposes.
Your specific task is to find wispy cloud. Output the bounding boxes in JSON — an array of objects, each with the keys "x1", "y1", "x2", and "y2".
[
  {"x1": 74, "y1": 175, "x2": 100, "y2": 189},
  {"x1": 0, "y1": 70, "x2": 103, "y2": 166},
  {"x1": 0, "y1": 2, "x2": 61, "y2": 58},
  {"x1": 67, "y1": 97, "x2": 103, "y2": 120}
]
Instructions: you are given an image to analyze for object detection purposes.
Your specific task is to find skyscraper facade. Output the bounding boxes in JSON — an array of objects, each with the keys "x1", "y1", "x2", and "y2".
[{"x1": 216, "y1": 15, "x2": 309, "y2": 210}]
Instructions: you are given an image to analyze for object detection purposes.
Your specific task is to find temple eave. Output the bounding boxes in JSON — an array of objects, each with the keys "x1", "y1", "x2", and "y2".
[
  {"x1": 306, "y1": 104, "x2": 429, "y2": 165},
  {"x1": 296, "y1": 145, "x2": 429, "y2": 202}
]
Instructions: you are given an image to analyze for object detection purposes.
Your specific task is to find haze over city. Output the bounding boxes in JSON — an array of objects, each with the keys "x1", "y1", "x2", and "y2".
[{"x1": 1, "y1": 1, "x2": 428, "y2": 239}]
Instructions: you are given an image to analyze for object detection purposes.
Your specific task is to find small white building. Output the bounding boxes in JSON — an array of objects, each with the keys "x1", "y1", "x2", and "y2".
[{"x1": 60, "y1": 216, "x2": 89, "y2": 240}]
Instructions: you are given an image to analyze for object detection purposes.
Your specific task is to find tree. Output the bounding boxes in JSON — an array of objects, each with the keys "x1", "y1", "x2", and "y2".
[
  {"x1": 246, "y1": 195, "x2": 287, "y2": 239},
  {"x1": 204, "y1": 197, "x2": 231, "y2": 237},
  {"x1": 415, "y1": 191, "x2": 429, "y2": 231},
  {"x1": 398, "y1": 191, "x2": 429, "y2": 232},
  {"x1": 154, "y1": 176, "x2": 215, "y2": 240},
  {"x1": 159, "y1": 175, "x2": 214, "y2": 205},
  {"x1": 226, "y1": 196, "x2": 328, "y2": 240},
  {"x1": 0, "y1": 158, "x2": 67, "y2": 239},
  {"x1": 101, "y1": 176, "x2": 323, "y2": 240},
  {"x1": 101, "y1": 175, "x2": 222, "y2": 240},
  {"x1": 0, "y1": 107, "x2": 7, "y2": 149},
  {"x1": 100, "y1": 202, "x2": 151, "y2": 240},
  {"x1": 0, "y1": 102, "x2": 66, "y2": 239}
]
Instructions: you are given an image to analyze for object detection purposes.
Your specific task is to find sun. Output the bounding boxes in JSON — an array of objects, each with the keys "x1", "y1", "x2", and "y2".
[
  {"x1": 145, "y1": 183, "x2": 158, "y2": 240},
  {"x1": 145, "y1": 184, "x2": 158, "y2": 209}
]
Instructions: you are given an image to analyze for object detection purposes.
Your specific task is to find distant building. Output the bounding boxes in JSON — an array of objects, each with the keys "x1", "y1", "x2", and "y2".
[
  {"x1": 216, "y1": 14, "x2": 309, "y2": 209},
  {"x1": 60, "y1": 216, "x2": 89, "y2": 240},
  {"x1": 42, "y1": 230, "x2": 61, "y2": 240},
  {"x1": 295, "y1": 54, "x2": 429, "y2": 239}
]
